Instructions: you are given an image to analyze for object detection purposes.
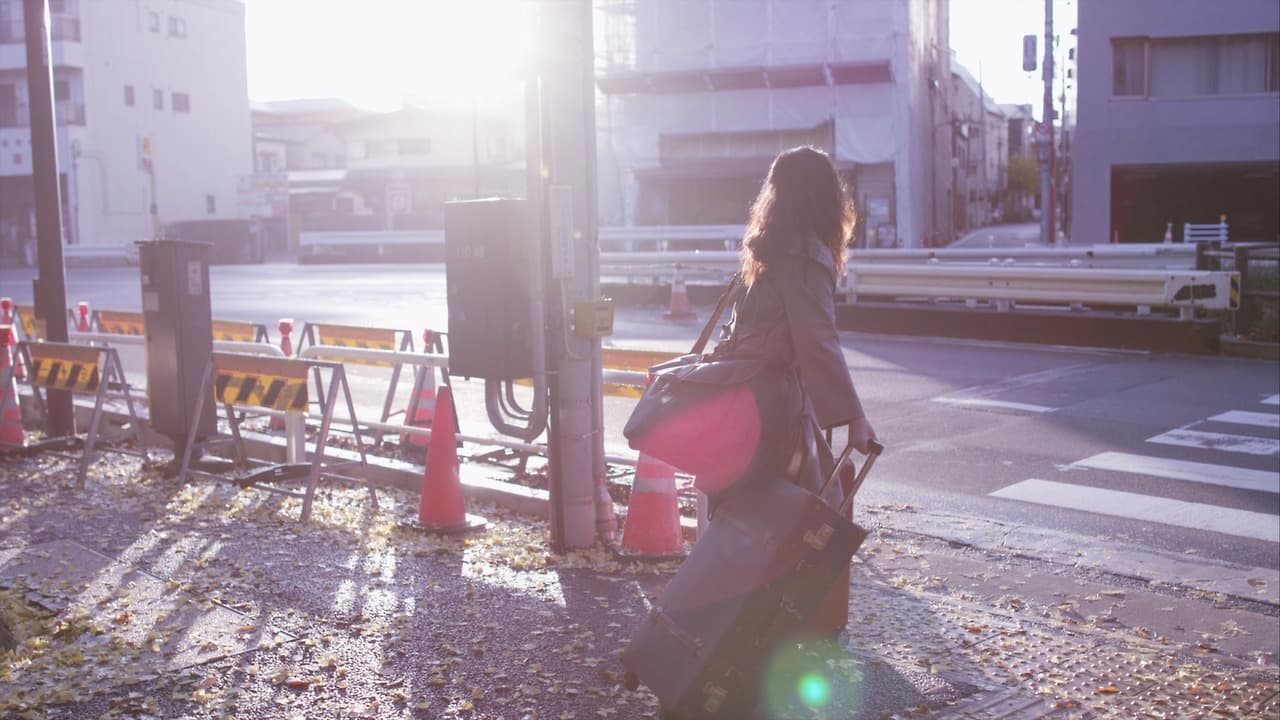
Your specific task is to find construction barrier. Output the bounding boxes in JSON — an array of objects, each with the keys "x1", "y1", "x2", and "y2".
[
  {"x1": 296, "y1": 322, "x2": 416, "y2": 441},
  {"x1": 179, "y1": 352, "x2": 376, "y2": 522},
  {"x1": 13, "y1": 340, "x2": 146, "y2": 485},
  {"x1": 95, "y1": 309, "x2": 145, "y2": 336}
]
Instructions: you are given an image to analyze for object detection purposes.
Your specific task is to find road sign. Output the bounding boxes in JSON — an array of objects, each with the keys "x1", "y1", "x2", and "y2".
[
  {"x1": 1023, "y1": 34, "x2": 1038, "y2": 72},
  {"x1": 237, "y1": 173, "x2": 289, "y2": 219}
]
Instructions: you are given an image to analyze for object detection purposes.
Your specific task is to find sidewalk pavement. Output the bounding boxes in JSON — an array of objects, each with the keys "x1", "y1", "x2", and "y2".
[{"x1": 1, "y1": 448, "x2": 1277, "y2": 720}]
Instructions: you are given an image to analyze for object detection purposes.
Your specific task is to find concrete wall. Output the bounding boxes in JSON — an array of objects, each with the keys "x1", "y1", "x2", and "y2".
[{"x1": 1071, "y1": 0, "x2": 1280, "y2": 243}]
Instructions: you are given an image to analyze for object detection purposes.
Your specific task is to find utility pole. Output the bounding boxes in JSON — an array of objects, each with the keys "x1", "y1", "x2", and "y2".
[
  {"x1": 533, "y1": 0, "x2": 605, "y2": 551},
  {"x1": 1040, "y1": 0, "x2": 1057, "y2": 245},
  {"x1": 22, "y1": 0, "x2": 73, "y2": 436}
]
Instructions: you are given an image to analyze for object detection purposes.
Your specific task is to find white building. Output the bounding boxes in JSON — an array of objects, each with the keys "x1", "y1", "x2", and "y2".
[
  {"x1": 950, "y1": 58, "x2": 1008, "y2": 233},
  {"x1": 0, "y1": 0, "x2": 251, "y2": 262},
  {"x1": 595, "y1": 0, "x2": 952, "y2": 248}
]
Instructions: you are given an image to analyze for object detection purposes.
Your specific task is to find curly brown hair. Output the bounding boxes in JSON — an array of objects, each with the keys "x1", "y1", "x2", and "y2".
[{"x1": 740, "y1": 146, "x2": 855, "y2": 285}]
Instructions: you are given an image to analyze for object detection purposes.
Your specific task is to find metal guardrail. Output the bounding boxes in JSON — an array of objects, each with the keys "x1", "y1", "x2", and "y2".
[{"x1": 847, "y1": 264, "x2": 1240, "y2": 319}]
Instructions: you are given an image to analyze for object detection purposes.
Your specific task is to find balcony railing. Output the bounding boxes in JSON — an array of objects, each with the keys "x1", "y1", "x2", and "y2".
[
  {"x1": 0, "y1": 15, "x2": 82, "y2": 44},
  {"x1": 0, "y1": 103, "x2": 85, "y2": 127}
]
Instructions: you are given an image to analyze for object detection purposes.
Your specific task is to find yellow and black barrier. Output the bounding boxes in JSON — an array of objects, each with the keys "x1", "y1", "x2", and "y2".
[
  {"x1": 179, "y1": 352, "x2": 375, "y2": 522},
  {"x1": 93, "y1": 310, "x2": 270, "y2": 344},
  {"x1": 296, "y1": 322, "x2": 417, "y2": 440},
  {"x1": 15, "y1": 341, "x2": 146, "y2": 485},
  {"x1": 601, "y1": 348, "x2": 678, "y2": 399},
  {"x1": 95, "y1": 310, "x2": 146, "y2": 336}
]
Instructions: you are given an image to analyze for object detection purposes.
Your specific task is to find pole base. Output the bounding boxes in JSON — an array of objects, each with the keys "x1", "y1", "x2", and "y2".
[{"x1": 400, "y1": 513, "x2": 488, "y2": 536}]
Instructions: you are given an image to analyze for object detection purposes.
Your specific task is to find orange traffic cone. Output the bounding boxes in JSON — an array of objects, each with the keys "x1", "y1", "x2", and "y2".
[
  {"x1": 663, "y1": 263, "x2": 696, "y2": 322},
  {"x1": 405, "y1": 386, "x2": 485, "y2": 534},
  {"x1": 0, "y1": 325, "x2": 24, "y2": 447},
  {"x1": 269, "y1": 319, "x2": 294, "y2": 431},
  {"x1": 0, "y1": 299, "x2": 20, "y2": 381},
  {"x1": 401, "y1": 330, "x2": 438, "y2": 450},
  {"x1": 618, "y1": 452, "x2": 686, "y2": 559}
]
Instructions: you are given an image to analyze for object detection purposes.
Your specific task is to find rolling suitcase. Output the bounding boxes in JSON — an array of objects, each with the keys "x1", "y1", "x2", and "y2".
[{"x1": 622, "y1": 440, "x2": 884, "y2": 719}]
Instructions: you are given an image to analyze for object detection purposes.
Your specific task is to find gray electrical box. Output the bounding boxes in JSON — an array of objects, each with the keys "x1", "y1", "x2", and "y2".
[
  {"x1": 138, "y1": 240, "x2": 215, "y2": 447},
  {"x1": 445, "y1": 198, "x2": 534, "y2": 380}
]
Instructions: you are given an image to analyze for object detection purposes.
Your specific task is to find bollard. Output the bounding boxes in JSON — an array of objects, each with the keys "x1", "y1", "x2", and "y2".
[{"x1": 269, "y1": 319, "x2": 294, "y2": 432}]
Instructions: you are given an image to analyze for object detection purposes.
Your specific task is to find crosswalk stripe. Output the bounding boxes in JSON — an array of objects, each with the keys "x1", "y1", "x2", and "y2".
[
  {"x1": 991, "y1": 479, "x2": 1280, "y2": 543},
  {"x1": 931, "y1": 397, "x2": 1055, "y2": 413},
  {"x1": 1070, "y1": 452, "x2": 1280, "y2": 494},
  {"x1": 1261, "y1": 394, "x2": 1279, "y2": 406},
  {"x1": 1147, "y1": 428, "x2": 1280, "y2": 456},
  {"x1": 1208, "y1": 410, "x2": 1280, "y2": 429}
]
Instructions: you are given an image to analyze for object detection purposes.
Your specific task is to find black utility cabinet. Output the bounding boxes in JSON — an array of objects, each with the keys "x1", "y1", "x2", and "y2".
[
  {"x1": 138, "y1": 240, "x2": 215, "y2": 447},
  {"x1": 444, "y1": 198, "x2": 534, "y2": 380}
]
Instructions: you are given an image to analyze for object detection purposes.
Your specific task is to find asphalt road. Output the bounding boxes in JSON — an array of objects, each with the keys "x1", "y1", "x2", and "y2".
[{"x1": 3, "y1": 262, "x2": 1277, "y2": 572}]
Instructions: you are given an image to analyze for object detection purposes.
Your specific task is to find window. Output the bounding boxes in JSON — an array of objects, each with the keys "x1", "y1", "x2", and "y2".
[
  {"x1": 398, "y1": 138, "x2": 430, "y2": 155},
  {"x1": 206, "y1": 194, "x2": 216, "y2": 214},
  {"x1": 1114, "y1": 33, "x2": 1280, "y2": 98},
  {"x1": 53, "y1": 80, "x2": 70, "y2": 101},
  {"x1": 167, "y1": 16, "x2": 186, "y2": 38},
  {"x1": 49, "y1": 0, "x2": 66, "y2": 11},
  {"x1": 124, "y1": 84, "x2": 135, "y2": 107},
  {"x1": 172, "y1": 92, "x2": 190, "y2": 113},
  {"x1": 148, "y1": 10, "x2": 160, "y2": 32},
  {"x1": 1113, "y1": 38, "x2": 1147, "y2": 96},
  {"x1": 153, "y1": 88, "x2": 163, "y2": 109},
  {"x1": 0, "y1": 83, "x2": 16, "y2": 127}
]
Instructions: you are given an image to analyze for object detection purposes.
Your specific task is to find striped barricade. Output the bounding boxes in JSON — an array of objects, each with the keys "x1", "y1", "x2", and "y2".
[
  {"x1": 601, "y1": 348, "x2": 679, "y2": 399},
  {"x1": 15, "y1": 341, "x2": 146, "y2": 485},
  {"x1": 295, "y1": 323, "x2": 417, "y2": 440},
  {"x1": 179, "y1": 352, "x2": 375, "y2": 522}
]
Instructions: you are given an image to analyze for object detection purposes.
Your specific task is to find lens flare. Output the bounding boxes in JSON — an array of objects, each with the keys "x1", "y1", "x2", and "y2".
[{"x1": 797, "y1": 672, "x2": 831, "y2": 707}]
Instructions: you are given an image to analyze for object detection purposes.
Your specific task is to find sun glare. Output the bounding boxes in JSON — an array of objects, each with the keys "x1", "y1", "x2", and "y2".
[{"x1": 247, "y1": 0, "x2": 529, "y2": 111}]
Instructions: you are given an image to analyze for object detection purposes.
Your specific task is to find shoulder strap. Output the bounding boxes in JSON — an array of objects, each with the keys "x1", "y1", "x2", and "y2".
[{"x1": 690, "y1": 273, "x2": 743, "y2": 355}]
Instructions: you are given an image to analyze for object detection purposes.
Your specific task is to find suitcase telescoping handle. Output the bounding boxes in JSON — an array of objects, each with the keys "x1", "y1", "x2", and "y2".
[{"x1": 819, "y1": 439, "x2": 884, "y2": 517}]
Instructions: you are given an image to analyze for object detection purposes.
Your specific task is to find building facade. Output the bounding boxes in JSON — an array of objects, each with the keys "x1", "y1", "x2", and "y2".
[
  {"x1": 949, "y1": 58, "x2": 1009, "y2": 234},
  {"x1": 0, "y1": 0, "x2": 251, "y2": 262},
  {"x1": 595, "y1": 0, "x2": 952, "y2": 248},
  {"x1": 1071, "y1": 0, "x2": 1280, "y2": 244},
  {"x1": 249, "y1": 101, "x2": 525, "y2": 252}
]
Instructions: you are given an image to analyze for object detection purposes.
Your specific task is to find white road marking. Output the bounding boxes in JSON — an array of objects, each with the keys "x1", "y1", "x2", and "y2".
[
  {"x1": 931, "y1": 397, "x2": 1056, "y2": 413},
  {"x1": 991, "y1": 479, "x2": 1280, "y2": 543},
  {"x1": 1262, "y1": 394, "x2": 1280, "y2": 406},
  {"x1": 1147, "y1": 429, "x2": 1280, "y2": 456},
  {"x1": 1070, "y1": 451, "x2": 1280, "y2": 494},
  {"x1": 930, "y1": 363, "x2": 1095, "y2": 413},
  {"x1": 1208, "y1": 411, "x2": 1280, "y2": 429}
]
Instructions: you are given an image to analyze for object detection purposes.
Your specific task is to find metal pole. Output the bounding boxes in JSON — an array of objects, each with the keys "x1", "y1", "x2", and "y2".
[
  {"x1": 537, "y1": 0, "x2": 601, "y2": 551},
  {"x1": 22, "y1": 0, "x2": 72, "y2": 436},
  {"x1": 1042, "y1": 0, "x2": 1057, "y2": 245}
]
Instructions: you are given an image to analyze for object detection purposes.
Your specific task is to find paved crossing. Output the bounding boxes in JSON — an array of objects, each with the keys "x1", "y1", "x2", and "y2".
[{"x1": 988, "y1": 393, "x2": 1280, "y2": 543}]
